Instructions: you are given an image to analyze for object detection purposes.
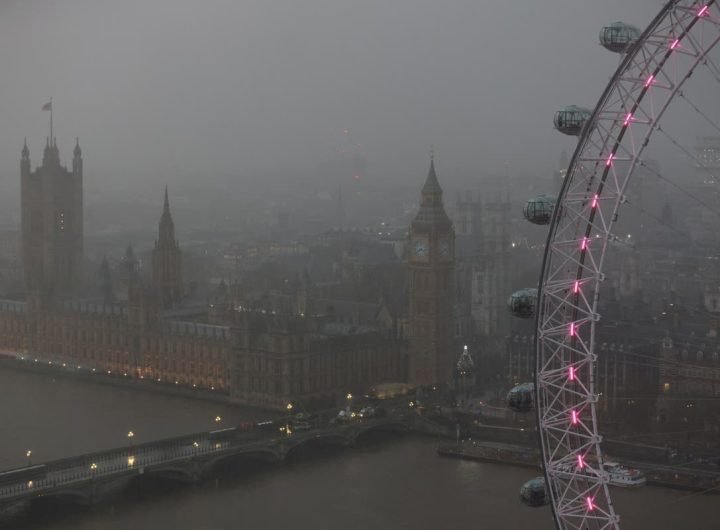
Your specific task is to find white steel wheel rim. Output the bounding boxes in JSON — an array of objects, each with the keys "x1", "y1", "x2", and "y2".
[{"x1": 534, "y1": 2, "x2": 720, "y2": 529}]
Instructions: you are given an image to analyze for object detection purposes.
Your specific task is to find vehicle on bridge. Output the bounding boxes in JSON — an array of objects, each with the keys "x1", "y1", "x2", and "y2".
[
  {"x1": 290, "y1": 420, "x2": 312, "y2": 431},
  {"x1": 255, "y1": 420, "x2": 279, "y2": 434},
  {"x1": 0, "y1": 464, "x2": 46, "y2": 486},
  {"x1": 209, "y1": 427, "x2": 237, "y2": 442}
]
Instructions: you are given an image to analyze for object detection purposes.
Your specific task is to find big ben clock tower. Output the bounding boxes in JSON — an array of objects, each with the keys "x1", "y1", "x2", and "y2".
[{"x1": 408, "y1": 155, "x2": 455, "y2": 386}]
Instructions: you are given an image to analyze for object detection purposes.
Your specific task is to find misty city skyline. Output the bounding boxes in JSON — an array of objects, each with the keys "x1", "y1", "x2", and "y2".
[{"x1": 0, "y1": 0, "x2": 661, "y2": 193}]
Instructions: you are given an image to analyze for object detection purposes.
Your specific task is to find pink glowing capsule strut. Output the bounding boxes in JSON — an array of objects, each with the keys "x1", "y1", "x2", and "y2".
[
  {"x1": 623, "y1": 113, "x2": 633, "y2": 126},
  {"x1": 605, "y1": 154, "x2": 614, "y2": 167},
  {"x1": 581, "y1": 238, "x2": 588, "y2": 250},
  {"x1": 573, "y1": 281, "x2": 579, "y2": 294},
  {"x1": 670, "y1": 39, "x2": 680, "y2": 50},
  {"x1": 698, "y1": 5, "x2": 710, "y2": 17},
  {"x1": 577, "y1": 454, "x2": 585, "y2": 469},
  {"x1": 645, "y1": 75, "x2": 654, "y2": 88},
  {"x1": 569, "y1": 366, "x2": 576, "y2": 381},
  {"x1": 569, "y1": 322, "x2": 575, "y2": 337},
  {"x1": 591, "y1": 194, "x2": 599, "y2": 208},
  {"x1": 586, "y1": 496, "x2": 595, "y2": 511},
  {"x1": 571, "y1": 410, "x2": 579, "y2": 424}
]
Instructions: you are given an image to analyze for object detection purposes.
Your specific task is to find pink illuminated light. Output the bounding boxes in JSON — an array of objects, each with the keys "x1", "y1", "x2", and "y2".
[
  {"x1": 571, "y1": 410, "x2": 579, "y2": 424},
  {"x1": 569, "y1": 366, "x2": 576, "y2": 381},
  {"x1": 581, "y1": 238, "x2": 588, "y2": 250},
  {"x1": 586, "y1": 496, "x2": 595, "y2": 511},
  {"x1": 623, "y1": 113, "x2": 633, "y2": 126},
  {"x1": 670, "y1": 39, "x2": 680, "y2": 50},
  {"x1": 645, "y1": 75, "x2": 654, "y2": 88},
  {"x1": 569, "y1": 322, "x2": 575, "y2": 337},
  {"x1": 698, "y1": 5, "x2": 710, "y2": 17},
  {"x1": 577, "y1": 454, "x2": 585, "y2": 469},
  {"x1": 573, "y1": 281, "x2": 579, "y2": 294},
  {"x1": 605, "y1": 154, "x2": 614, "y2": 167},
  {"x1": 591, "y1": 194, "x2": 599, "y2": 208}
]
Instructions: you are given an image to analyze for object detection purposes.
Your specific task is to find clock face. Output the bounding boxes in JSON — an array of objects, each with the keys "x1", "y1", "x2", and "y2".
[
  {"x1": 414, "y1": 239, "x2": 428, "y2": 257},
  {"x1": 440, "y1": 239, "x2": 450, "y2": 257}
]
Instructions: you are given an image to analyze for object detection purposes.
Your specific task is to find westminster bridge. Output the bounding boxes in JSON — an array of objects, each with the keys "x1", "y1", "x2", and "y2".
[{"x1": 0, "y1": 414, "x2": 448, "y2": 509}]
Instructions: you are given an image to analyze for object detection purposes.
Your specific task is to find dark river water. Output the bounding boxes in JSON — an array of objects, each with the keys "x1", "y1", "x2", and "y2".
[{"x1": 1, "y1": 369, "x2": 718, "y2": 530}]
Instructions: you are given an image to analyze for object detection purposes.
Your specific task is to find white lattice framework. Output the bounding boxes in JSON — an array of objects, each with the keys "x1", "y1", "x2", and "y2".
[{"x1": 535, "y1": 2, "x2": 720, "y2": 529}]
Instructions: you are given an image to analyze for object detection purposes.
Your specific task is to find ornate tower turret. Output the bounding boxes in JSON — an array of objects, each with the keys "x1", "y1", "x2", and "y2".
[
  {"x1": 152, "y1": 187, "x2": 183, "y2": 308},
  {"x1": 21, "y1": 136, "x2": 84, "y2": 297},
  {"x1": 21, "y1": 139, "x2": 30, "y2": 177},
  {"x1": 73, "y1": 137, "x2": 83, "y2": 175},
  {"x1": 408, "y1": 155, "x2": 456, "y2": 386}
]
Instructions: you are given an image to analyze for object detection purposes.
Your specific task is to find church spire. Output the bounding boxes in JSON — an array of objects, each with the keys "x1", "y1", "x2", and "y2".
[
  {"x1": 158, "y1": 186, "x2": 176, "y2": 246},
  {"x1": 153, "y1": 186, "x2": 183, "y2": 308}
]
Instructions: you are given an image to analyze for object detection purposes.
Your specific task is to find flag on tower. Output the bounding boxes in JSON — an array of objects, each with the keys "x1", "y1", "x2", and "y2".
[{"x1": 42, "y1": 101, "x2": 52, "y2": 111}]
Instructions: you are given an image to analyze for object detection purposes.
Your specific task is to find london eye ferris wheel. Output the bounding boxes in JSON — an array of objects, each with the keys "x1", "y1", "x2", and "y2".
[{"x1": 511, "y1": 1, "x2": 720, "y2": 529}]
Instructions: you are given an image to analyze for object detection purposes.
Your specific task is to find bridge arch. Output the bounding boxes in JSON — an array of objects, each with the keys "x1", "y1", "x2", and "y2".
[{"x1": 283, "y1": 432, "x2": 354, "y2": 458}]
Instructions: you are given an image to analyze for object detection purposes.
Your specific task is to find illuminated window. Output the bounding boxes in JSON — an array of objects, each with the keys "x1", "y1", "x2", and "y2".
[{"x1": 663, "y1": 382, "x2": 670, "y2": 392}]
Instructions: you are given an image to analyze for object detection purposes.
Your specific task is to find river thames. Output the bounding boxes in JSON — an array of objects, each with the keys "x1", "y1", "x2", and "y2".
[{"x1": 1, "y1": 369, "x2": 718, "y2": 530}]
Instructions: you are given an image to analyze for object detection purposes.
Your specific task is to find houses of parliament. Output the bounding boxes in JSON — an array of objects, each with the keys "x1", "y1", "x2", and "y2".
[{"x1": 0, "y1": 136, "x2": 457, "y2": 410}]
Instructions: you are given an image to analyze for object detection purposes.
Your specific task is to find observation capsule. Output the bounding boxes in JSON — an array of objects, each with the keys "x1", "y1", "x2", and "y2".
[
  {"x1": 508, "y1": 288, "x2": 538, "y2": 319},
  {"x1": 553, "y1": 106, "x2": 592, "y2": 136},
  {"x1": 599, "y1": 22, "x2": 641, "y2": 53},
  {"x1": 520, "y1": 476, "x2": 550, "y2": 507},
  {"x1": 508, "y1": 382, "x2": 535, "y2": 412},
  {"x1": 523, "y1": 195, "x2": 555, "y2": 225}
]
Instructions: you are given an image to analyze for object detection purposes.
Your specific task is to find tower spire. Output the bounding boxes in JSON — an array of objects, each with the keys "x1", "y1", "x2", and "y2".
[
  {"x1": 422, "y1": 151, "x2": 442, "y2": 195},
  {"x1": 163, "y1": 185, "x2": 170, "y2": 215}
]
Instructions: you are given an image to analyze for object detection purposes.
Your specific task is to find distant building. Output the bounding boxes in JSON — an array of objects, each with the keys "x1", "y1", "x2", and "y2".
[
  {"x1": 695, "y1": 136, "x2": 720, "y2": 185},
  {"x1": 0, "y1": 141, "x2": 406, "y2": 409}
]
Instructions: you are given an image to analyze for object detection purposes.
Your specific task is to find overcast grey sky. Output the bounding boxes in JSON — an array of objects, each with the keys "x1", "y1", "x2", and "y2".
[{"x1": 0, "y1": 0, "x2": 662, "y2": 189}]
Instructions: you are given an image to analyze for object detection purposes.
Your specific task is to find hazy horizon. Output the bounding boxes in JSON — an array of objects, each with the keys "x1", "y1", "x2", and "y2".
[{"x1": 0, "y1": 0, "x2": 663, "y2": 194}]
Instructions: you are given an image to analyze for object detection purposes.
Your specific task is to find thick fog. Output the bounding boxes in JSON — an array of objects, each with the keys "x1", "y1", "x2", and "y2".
[{"x1": 0, "y1": 0, "x2": 663, "y2": 192}]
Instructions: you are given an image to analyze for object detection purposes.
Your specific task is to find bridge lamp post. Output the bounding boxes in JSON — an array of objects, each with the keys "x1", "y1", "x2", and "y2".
[
  {"x1": 127, "y1": 431, "x2": 135, "y2": 450},
  {"x1": 193, "y1": 441, "x2": 199, "y2": 457},
  {"x1": 26, "y1": 450, "x2": 32, "y2": 467},
  {"x1": 346, "y1": 393, "x2": 352, "y2": 414},
  {"x1": 215, "y1": 415, "x2": 222, "y2": 424},
  {"x1": 286, "y1": 403, "x2": 293, "y2": 434},
  {"x1": 90, "y1": 462, "x2": 98, "y2": 479}
]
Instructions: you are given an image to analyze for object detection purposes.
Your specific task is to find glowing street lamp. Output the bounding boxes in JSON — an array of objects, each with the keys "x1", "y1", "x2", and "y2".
[
  {"x1": 215, "y1": 415, "x2": 222, "y2": 424},
  {"x1": 26, "y1": 450, "x2": 32, "y2": 466},
  {"x1": 192, "y1": 441, "x2": 199, "y2": 456},
  {"x1": 90, "y1": 462, "x2": 98, "y2": 478}
]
